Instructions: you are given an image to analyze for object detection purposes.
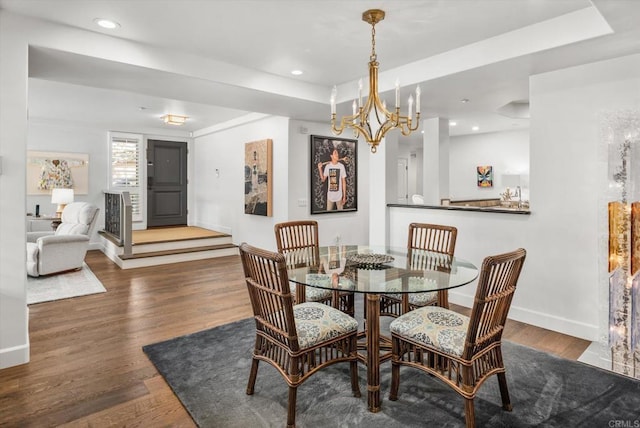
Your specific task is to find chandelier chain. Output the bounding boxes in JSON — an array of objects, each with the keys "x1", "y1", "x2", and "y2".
[{"x1": 370, "y1": 22, "x2": 377, "y2": 62}]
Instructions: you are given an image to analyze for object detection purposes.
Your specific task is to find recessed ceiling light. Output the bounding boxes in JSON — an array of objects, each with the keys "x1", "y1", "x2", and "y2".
[
  {"x1": 291, "y1": 70, "x2": 303, "y2": 76},
  {"x1": 472, "y1": 125, "x2": 480, "y2": 131},
  {"x1": 449, "y1": 121, "x2": 457, "y2": 126},
  {"x1": 461, "y1": 98, "x2": 470, "y2": 103},
  {"x1": 93, "y1": 18, "x2": 120, "y2": 29}
]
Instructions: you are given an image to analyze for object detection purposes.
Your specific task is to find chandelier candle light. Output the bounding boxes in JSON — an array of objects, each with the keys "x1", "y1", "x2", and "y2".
[{"x1": 330, "y1": 9, "x2": 421, "y2": 153}]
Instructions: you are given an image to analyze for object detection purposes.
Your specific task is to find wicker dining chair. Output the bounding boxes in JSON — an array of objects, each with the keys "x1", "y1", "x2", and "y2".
[
  {"x1": 388, "y1": 248, "x2": 526, "y2": 428},
  {"x1": 380, "y1": 223, "x2": 457, "y2": 317},
  {"x1": 274, "y1": 220, "x2": 354, "y2": 316},
  {"x1": 240, "y1": 243, "x2": 361, "y2": 428}
]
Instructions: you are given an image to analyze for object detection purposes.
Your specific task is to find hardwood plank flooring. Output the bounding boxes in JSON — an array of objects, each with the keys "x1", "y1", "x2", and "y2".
[{"x1": 1, "y1": 250, "x2": 590, "y2": 426}]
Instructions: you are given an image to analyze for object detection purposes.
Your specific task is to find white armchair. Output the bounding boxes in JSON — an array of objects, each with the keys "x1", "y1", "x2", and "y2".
[{"x1": 26, "y1": 202, "x2": 99, "y2": 277}]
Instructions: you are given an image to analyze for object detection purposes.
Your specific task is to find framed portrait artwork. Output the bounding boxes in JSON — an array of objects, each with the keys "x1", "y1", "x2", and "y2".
[
  {"x1": 310, "y1": 135, "x2": 357, "y2": 214},
  {"x1": 244, "y1": 139, "x2": 273, "y2": 216}
]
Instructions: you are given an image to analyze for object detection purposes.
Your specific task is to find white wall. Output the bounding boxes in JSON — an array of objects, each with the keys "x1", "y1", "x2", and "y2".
[
  {"x1": 449, "y1": 129, "x2": 530, "y2": 200},
  {"x1": 400, "y1": 128, "x2": 529, "y2": 204},
  {"x1": 192, "y1": 118, "x2": 371, "y2": 251},
  {"x1": 389, "y1": 53, "x2": 640, "y2": 342},
  {"x1": 192, "y1": 116, "x2": 290, "y2": 250},
  {"x1": 531, "y1": 53, "x2": 640, "y2": 353}
]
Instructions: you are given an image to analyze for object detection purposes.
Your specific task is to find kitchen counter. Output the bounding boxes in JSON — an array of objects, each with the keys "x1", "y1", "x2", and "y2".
[{"x1": 387, "y1": 203, "x2": 531, "y2": 215}]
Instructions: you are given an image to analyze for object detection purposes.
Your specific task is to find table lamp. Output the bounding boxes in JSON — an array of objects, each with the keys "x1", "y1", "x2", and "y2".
[{"x1": 51, "y1": 188, "x2": 74, "y2": 218}]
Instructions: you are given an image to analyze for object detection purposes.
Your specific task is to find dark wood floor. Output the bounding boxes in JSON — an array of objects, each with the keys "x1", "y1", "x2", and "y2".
[{"x1": 1, "y1": 250, "x2": 590, "y2": 426}]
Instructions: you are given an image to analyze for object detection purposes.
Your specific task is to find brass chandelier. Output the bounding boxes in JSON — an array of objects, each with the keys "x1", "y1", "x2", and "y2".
[{"x1": 330, "y1": 9, "x2": 421, "y2": 153}]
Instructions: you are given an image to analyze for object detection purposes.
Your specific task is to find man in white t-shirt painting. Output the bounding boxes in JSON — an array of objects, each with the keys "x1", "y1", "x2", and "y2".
[{"x1": 317, "y1": 148, "x2": 347, "y2": 211}]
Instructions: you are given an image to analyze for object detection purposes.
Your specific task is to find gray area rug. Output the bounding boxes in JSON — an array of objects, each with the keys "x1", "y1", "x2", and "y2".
[
  {"x1": 27, "y1": 263, "x2": 106, "y2": 304},
  {"x1": 143, "y1": 317, "x2": 640, "y2": 427}
]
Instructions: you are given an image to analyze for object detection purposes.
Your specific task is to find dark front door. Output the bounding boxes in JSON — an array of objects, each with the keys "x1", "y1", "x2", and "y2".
[{"x1": 147, "y1": 139, "x2": 188, "y2": 227}]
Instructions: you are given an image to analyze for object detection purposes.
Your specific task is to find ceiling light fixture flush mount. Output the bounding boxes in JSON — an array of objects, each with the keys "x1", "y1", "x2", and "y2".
[
  {"x1": 93, "y1": 18, "x2": 120, "y2": 29},
  {"x1": 161, "y1": 114, "x2": 188, "y2": 126},
  {"x1": 330, "y1": 9, "x2": 421, "y2": 153}
]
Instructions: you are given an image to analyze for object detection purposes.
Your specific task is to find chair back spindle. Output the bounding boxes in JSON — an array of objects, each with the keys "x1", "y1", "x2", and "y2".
[
  {"x1": 408, "y1": 222, "x2": 457, "y2": 256},
  {"x1": 463, "y1": 248, "x2": 526, "y2": 359},
  {"x1": 240, "y1": 243, "x2": 300, "y2": 352},
  {"x1": 275, "y1": 221, "x2": 320, "y2": 268},
  {"x1": 405, "y1": 222, "x2": 458, "y2": 309}
]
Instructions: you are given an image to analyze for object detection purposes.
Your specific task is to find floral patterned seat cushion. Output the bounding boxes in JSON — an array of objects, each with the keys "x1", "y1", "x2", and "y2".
[
  {"x1": 390, "y1": 306, "x2": 469, "y2": 356},
  {"x1": 383, "y1": 277, "x2": 438, "y2": 307},
  {"x1": 289, "y1": 279, "x2": 333, "y2": 302},
  {"x1": 293, "y1": 302, "x2": 358, "y2": 349},
  {"x1": 305, "y1": 273, "x2": 356, "y2": 291}
]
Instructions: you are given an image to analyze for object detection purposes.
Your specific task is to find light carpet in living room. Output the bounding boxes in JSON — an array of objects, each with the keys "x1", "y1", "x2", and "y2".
[{"x1": 27, "y1": 263, "x2": 106, "y2": 304}]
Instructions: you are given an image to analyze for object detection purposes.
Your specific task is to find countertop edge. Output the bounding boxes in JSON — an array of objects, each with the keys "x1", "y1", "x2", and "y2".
[{"x1": 387, "y1": 203, "x2": 531, "y2": 215}]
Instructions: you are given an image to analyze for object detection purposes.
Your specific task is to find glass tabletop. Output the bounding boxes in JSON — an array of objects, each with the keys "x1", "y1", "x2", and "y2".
[{"x1": 286, "y1": 245, "x2": 478, "y2": 294}]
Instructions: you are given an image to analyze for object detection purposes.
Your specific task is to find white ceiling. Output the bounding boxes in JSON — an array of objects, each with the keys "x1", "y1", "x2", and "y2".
[{"x1": 2, "y1": 0, "x2": 640, "y2": 143}]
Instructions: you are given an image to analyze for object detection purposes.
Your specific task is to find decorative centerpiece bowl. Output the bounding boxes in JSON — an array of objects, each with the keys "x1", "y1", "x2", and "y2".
[{"x1": 346, "y1": 253, "x2": 394, "y2": 269}]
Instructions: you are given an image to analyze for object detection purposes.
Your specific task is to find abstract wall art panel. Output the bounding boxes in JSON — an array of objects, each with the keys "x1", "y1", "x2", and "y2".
[{"x1": 477, "y1": 165, "x2": 493, "y2": 187}]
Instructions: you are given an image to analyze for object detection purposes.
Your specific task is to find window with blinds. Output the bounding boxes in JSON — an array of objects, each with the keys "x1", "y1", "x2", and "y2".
[{"x1": 109, "y1": 133, "x2": 144, "y2": 223}]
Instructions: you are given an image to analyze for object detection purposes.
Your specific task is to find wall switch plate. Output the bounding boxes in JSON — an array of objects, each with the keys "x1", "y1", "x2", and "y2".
[{"x1": 297, "y1": 198, "x2": 307, "y2": 207}]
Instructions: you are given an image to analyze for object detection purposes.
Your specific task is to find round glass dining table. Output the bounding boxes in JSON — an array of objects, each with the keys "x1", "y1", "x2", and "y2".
[{"x1": 286, "y1": 244, "x2": 479, "y2": 412}]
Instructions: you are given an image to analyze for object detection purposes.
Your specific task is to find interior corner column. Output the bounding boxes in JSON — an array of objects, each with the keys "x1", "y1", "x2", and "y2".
[
  {"x1": 369, "y1": 137, "x2": 388, "y2": 247},
  {"x1": 422, "y1": 117, "x2": 450, "y2": 205},
  {"x1": 0, "y1": 10, "x2": 30, "y2": 369}
]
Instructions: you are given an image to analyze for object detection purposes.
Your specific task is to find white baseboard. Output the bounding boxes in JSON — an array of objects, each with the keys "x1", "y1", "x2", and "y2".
[
  {"x1": 192, "y1": 221, "x2": 232, "y2": 235},
  {"x1": 0, "y1": 342, "x2": 30, "y2": 369},
  {"x1": 89, "y1": 241, "x2": 102, "y2": 251},
  {"x1": 449, "y1": 291, "x2": 599, "y2": 341},
  {"x1": 578, "y1": 341, "x2": 611, "y2": 370}
]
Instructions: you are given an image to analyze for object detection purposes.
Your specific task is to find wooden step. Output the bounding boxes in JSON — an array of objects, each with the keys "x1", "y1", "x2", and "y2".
[
  {"x1": 119, "y1": 243, "x2": 236, "y2": 260},
  {"x1": 97, "y1": 227, "x2": 237, "y2": 269}
]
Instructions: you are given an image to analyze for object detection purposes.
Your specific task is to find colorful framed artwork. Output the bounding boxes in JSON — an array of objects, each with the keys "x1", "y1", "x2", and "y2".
[
  {"x1": 477, "y1": 165, "x2": 493, "y2": 187},
  {"x1": 609, "y1": 201, "x2": 624, "y2": 273},
  {"x1": 244, "y1": 139, "x2": 273, "y2": 216},
  {"x1": 310, "y1": 135, "x2": 357, "y2": 214},
  {"x1": 27, "y1": 151, "x2": 89, "y2": 195}
]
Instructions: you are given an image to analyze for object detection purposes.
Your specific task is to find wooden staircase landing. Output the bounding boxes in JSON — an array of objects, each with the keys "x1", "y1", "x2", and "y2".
[{"x1": 99, "y1": 226, "x2": 237, "y2": 269}]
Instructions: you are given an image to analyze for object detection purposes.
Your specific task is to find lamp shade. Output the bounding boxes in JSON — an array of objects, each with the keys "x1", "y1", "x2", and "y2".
[{"x1": 51, "y1": 188, "x2": 74, "y2": 204}]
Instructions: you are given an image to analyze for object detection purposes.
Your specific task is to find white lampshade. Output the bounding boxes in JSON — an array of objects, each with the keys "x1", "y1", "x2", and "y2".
[
  {"x1": 51, "y1": 188, "x2": 74, "y2": 204},
  {"x1": 51, "y1": 188, "x2": 74, "y2": 218}
]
